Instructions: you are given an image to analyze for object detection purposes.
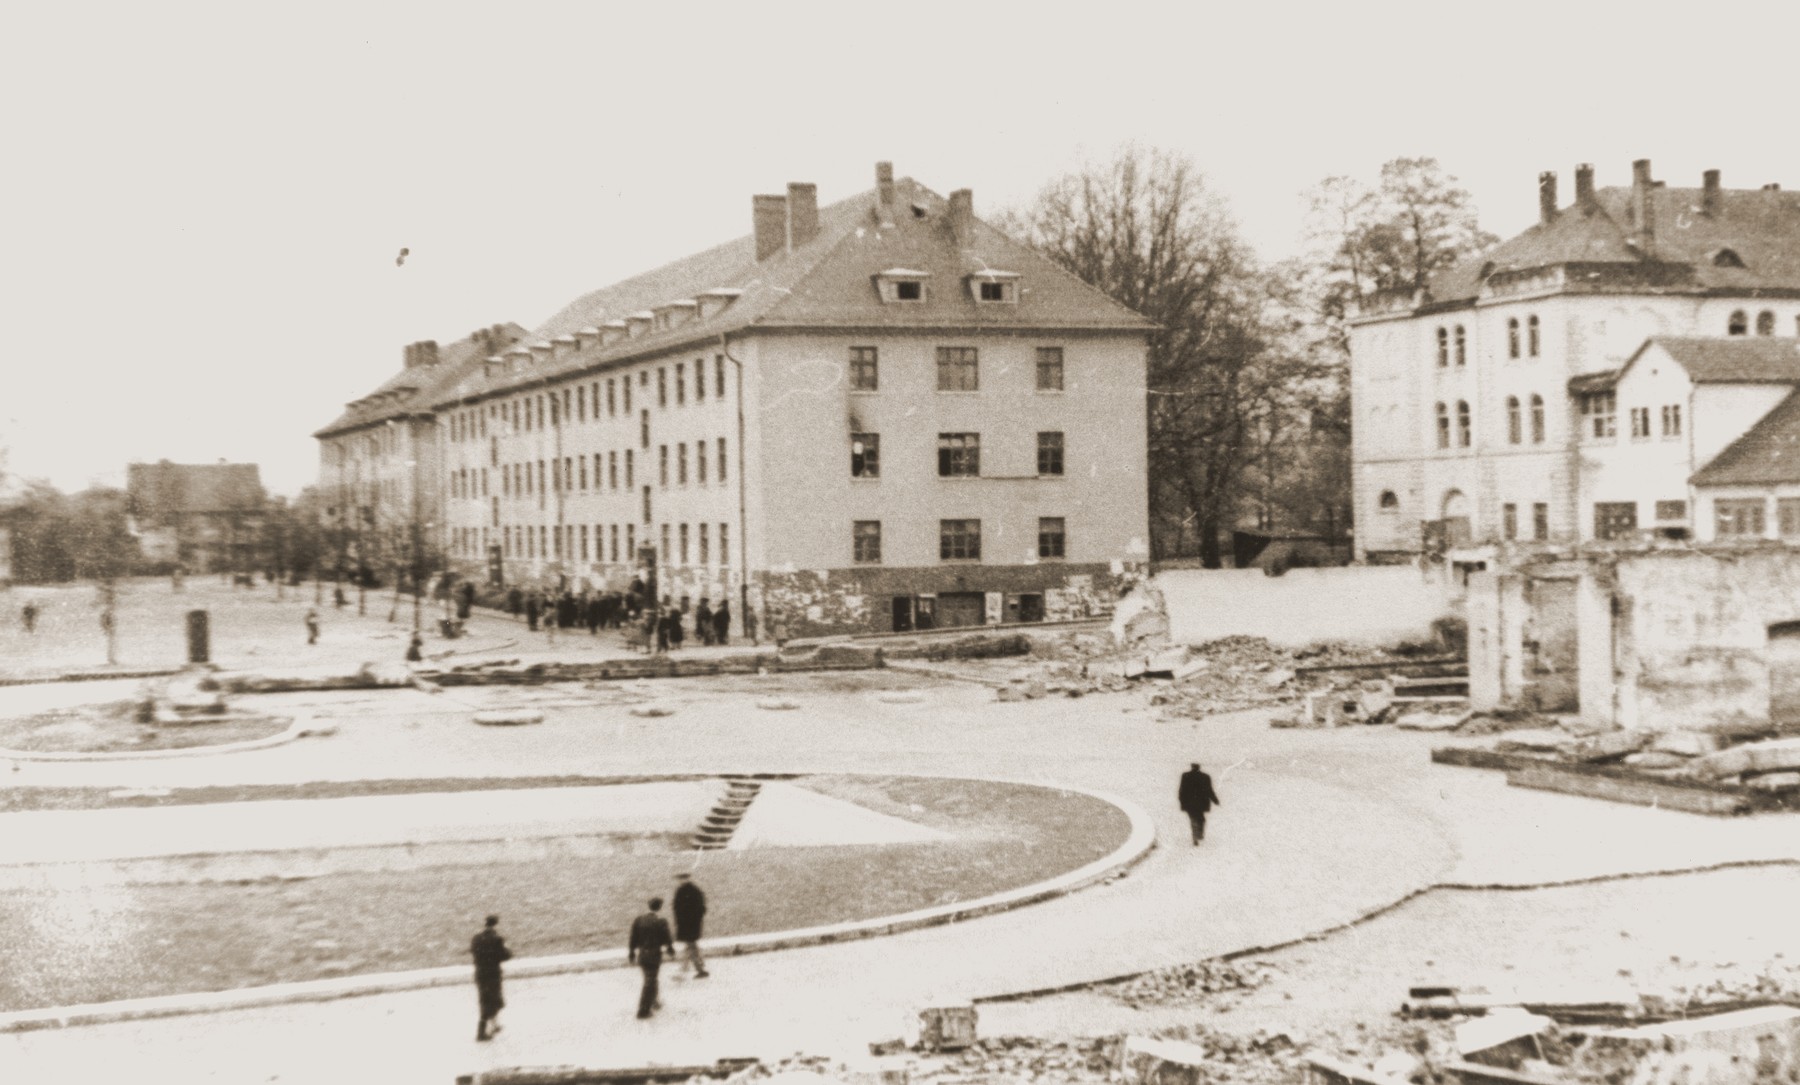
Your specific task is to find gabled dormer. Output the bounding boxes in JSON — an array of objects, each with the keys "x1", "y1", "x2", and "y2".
[
  {"x1": 875, "y1": 268, "x2": 929, "y2": 304},
  {"x1": 968, "y1": 269, "x2": 1021, "y2": 304}
]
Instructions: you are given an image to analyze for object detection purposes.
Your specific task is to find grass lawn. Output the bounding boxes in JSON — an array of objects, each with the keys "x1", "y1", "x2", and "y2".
[{"x1": 0, "y1": 775, "x2": 1129, "y2": 1011}]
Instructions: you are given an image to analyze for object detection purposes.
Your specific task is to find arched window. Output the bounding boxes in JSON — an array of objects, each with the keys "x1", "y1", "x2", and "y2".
[
  {"x1": 1435, "y1": 402, "x2": 1450, "y2": 449},
  {"x1": 1507, "y1": 318, "x2": 1521, "y2": 358},
  {"x1": 1757, "y1": 310, "x2": 1777, "y2": 336},
  {"x1": 1454, "y1": 325, "x2": 1467, "y2": 366},
  {"x1": 1527, "y1": 314, "x2": 1541, "y2": 357},
  {"x1": 1456, "y1": 400, "x2": 1472, "y2": 447},
  {"x1": 1379, "y1": 490, "x2": 1399, "y2": 511},
  {"x1": 1436, "y1": 327, "x2": 1449, "y2": 367},
  {"x1": 1729, "y1": 310, "x2": 1748, "y2": 336},
  {"x1": 1506, "y1": 396, "x2": 1522, "y2": 444},
  {"x1": 1530, "y1": 394, "x2": 1545, "y2": 443}
]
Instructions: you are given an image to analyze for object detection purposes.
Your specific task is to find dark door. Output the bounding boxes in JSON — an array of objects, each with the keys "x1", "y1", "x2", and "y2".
[
  {"x1": 937, "y1": 592, "x2": 986, "y2": 628},
  {"x1": 1768, "y1": 622, "x2": 1800, "y2": 730},
  {"x1": 892, "y1": 596, "x2": 914, "y2": 633}
]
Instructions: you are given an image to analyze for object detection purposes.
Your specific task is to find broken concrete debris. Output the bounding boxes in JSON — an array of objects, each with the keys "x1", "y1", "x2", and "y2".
[{"x1": 1107, "y1": 959, "x2": 1278, "y2": 1007}]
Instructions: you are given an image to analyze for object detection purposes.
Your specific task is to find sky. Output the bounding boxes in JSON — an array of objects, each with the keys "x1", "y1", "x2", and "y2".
[{"x1": 1, "y1": 0, "x2": 1794, "y2": 497}]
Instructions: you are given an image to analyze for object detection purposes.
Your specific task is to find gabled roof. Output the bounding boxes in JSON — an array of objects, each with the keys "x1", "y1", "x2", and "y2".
[
  {"x1": 432, "y1": 176, "x2": 1153, "y2": 407},
  {"x1": 1692, "y1": 390, "x2": 1800, "y2": 486},
  {"x1": 1423, "y1": 179, "x2": 1800, "y2": 305},
  {"x1": 126, "y1": 462, "x2": 266, "y2": 516},
  {"x1": 1632, "y1": 336, "x2": 1800, "y2": 385},
  {"x1": 315, "y1": 324, "x2": 529, "y2": 438}
]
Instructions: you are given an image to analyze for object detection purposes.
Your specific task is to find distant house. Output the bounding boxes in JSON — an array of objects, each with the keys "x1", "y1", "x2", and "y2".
[{"x1": 125, "y1": 461, "x2": 267, "y2": 573}]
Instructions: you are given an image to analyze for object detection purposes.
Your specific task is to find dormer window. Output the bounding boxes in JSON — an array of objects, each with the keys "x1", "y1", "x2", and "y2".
[
  {"x1": 875, "y1": 269, "x2": 929, "y2": 304},
  {"x1": 969, "y1": 270, "x2": 1021, "y2": 304}
]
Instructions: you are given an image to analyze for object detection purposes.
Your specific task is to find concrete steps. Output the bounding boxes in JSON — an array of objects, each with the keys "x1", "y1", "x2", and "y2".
[{"x1": 691, "y1": 779, "x2": 763, "y2": 851}]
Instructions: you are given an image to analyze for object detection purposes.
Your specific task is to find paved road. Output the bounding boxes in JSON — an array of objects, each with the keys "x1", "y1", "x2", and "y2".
[{"x1": 5, "y1": 675, "x2": 1800, "y2": 1082}]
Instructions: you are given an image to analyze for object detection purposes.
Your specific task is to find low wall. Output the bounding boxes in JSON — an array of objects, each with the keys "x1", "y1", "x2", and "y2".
[{"x1": 1156, "y1": 565, "x2": 1451, "y2": 648}]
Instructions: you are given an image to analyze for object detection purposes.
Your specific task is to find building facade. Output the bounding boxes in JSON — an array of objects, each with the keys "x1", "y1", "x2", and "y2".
[
  {"x1": 1349, "y1": 160, "x2": 1800, "y2": 559},
  {"x1": 125, "y1": 460, "x2": 268, "y2": 573},
  {"x1": 418, "y1": 162, "x2": 1153, "y2": 637}
]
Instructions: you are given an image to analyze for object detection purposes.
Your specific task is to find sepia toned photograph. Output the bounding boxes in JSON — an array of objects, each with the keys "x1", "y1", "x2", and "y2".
[{"x1": 3, "y1": 3, "x2": 1799, "y2": 1083}]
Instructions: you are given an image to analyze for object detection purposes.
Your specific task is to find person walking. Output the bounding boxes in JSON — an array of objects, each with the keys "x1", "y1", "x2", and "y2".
[
  {"x1": 627, "y1": 897, "x2": 674, "y2": 1019},
  {"x1": 305, "y1": 608, "x2": 320, "y2": 646},
  {"x1": 1177, "y1": 762, "x2": 1221, "y2": 845},
  {"x1": 694, "y1": 600, "x2": 713, "y2": 647},
  {"x1": 470, "y1": 915, "x2": 513, "y2": 1041},
  {"x1": 713, "y1": 600, "x2": 730, "y2": 646},
  {"x1": 672, "y1": 872, "x2": 709, "y2": 977},
  {"x1": 21, "y1": 602, "x2": 38, "y2": 633},
  {"x1": 524, "y1": 594, "x2": 540, "y2": 632},
  {"x1": 668, "y1": 604, "x2": 685, "y2": 652},
  {"x1": 654, "y1": 609, "x2": 670, "y2": 654},
  {"x1": 406, "y1": 631, "x2": 424, "y2": 663}
]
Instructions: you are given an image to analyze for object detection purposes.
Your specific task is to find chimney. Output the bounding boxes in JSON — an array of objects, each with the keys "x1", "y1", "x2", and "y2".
[
  {"x1": 948, "y1": 188, "x2": 974, "y2": 248},
  {"x1": 752, "y1": 193, "x2": 787, "y2": 261},
  {"x1": 403, "y1": 343, "x2": 415, "y2": 368},
  {"x1": 787, "y1": 182, "x2": 819, "y2": 249},
  {"x1": 875, "y1": 161, "x2": 895, "y2": 227},
  {"x1": 1702, "y1": 169, "x2": 1721, "y2": 215},
  {"x1": 418, "y1": 340, "x2": 438, "y2": 367},
  {"x1": 1765, "y1": 183, "x2": 1783, "y2": 192},
  {"x1": 1538, "y1": 171, "x2": 1558, "y2": 225},
  {"x1": 1631, "y1": 158, "x2": 1655, "y2": 252},
  {"x1": 1574, "y1": 163, "x2": 1595, "y2": 210}
]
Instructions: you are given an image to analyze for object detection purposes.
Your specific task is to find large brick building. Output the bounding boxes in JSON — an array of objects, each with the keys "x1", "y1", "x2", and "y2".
[
  {"x1": 334, "y1": 162, "x2": 1154, "y2": 638},
  {"x1": 1350, "y1": 159, "x2": 1800, "y2": 559}
]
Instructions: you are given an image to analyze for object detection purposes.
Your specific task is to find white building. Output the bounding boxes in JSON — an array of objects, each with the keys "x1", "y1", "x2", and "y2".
[{"x1": 1349, "y1": 159, "x2": 1800, "y2": 559}]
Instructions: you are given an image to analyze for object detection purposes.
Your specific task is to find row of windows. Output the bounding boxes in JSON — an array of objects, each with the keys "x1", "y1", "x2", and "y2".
[
  {"x1": 851, "y1": 518, "x2": 1067, "y2": 564},
  {"x1": 1499, "y1": 502, "x2": 1552, "y2": 542},
  {"x1": 454, "y1": 520, "x2": 735, "y2": 568},
  {"x1": 848, "y1": 432, "x2": 1065, "y2": 479},
  {"x1": 1434, "y1": 314, "x2": 1541, "y2": 368},
  {"x1": 1713, "y1": 498, "x2": 1800, "y2": 539},
  {"x1": 452, "y1": 440, "x2": 729, "y2": 500},
  {"x1": 1725, "y1": 310, "x2": 1800, "y2": 338},
  {"x1": 1578, "y1": 393, "x2": 1681, "y2": 442},
  {"x1": 447, "y1": 355, "x2": 732, "y2": 444}
]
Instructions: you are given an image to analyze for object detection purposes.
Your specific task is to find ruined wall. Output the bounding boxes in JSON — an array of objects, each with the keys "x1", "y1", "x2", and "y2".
[
  {"x1": 756, "y1": 561, "x2": 1140, "y2": 640},
  {"x1": 1610, "y1": 549, "x2": 1800, "y2": 733},
  {"x1": 1155, "y1": 564, "x2": 1452, "y2": 649}
]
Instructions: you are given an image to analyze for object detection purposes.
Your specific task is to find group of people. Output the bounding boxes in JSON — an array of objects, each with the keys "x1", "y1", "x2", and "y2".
[{"x1": 471, "y1": 872, "x2": 708, "y2": 1040}]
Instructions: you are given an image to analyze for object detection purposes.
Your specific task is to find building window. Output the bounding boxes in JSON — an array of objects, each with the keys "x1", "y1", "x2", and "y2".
[
  {"x1": 1530, "y1": 394, "x2": 1545, "y2": 443},
  {"x1": 676, "y1": 363, "x2": 686, "y2": 405},
  {"x1": 1038, "y1": 517, "x2": 1066, "y2": 559},
  {"x1": 697, "y1": 444, "x2": 707, "y2": 485},
  {"x1": 717, "y1": 438, "x2": 728, "y2": 482},
  {"x1": 1436, "y1": 402, "x2": 1450, "y2": 449},
  {"x1": 1661, "y1": 404, "x2": 1682, "y2": 438},
  {"x1": 699, "y1": 523, "x2": 709, "y2": 564},
  {"x1": 1595, "y1": 502, "x2": 1638, "y2": 540},
  {"x1": 1454, "y1": 325, "x2": 1466, "y2": 366},
  {"x1": 678, "y1": 443, "x2": 688, "y2": 485},
  {"x1": 1456, "y1": 400, "x2": 1472, "y2": 447},
  {"x1": 1528, "y1": 314, "x2": 1541, "y2": 357},
  {"x1": 658, "y1": 367, "x2": 668, "y2": 407},
  {"x1": 580, "y1": 525, "x2": 589, "y2": 561},
  {"x1": 1506, "y1": 396, "x2": 1522, "y2": 444},
  {"x1": 1503, "y1": 503, "x2": 1518, "y2": 540},
  {"x1": 940, "y1": 519, "x2": 981, "y2": 561},
  {"x1": 694, "y1": 359, "x2": 705, "y2": 401},
  {"x1": 851, "y1": 433, "x2": 880, "y2": 478},
  {"x1": 1436, "y1": 327, "x2": 1449, "y2": 367},
  {"x1": 610, "y1": 525, "x2": 619, "y2": 562},
  {"x1": 623, "y1": 377, "x2": 632, "y2": 413},
  {"x1": 625, "y1": 450, "x2": 633, "y2": 488},
  {"x1": 1037, "y1": 431, "x2": 1065, "y2": 476},
  {"x1": 680, "y1": 523, "x2": 689, "y2": 565},
  {"x1": 938, "y1": 433, "x2": 981, "y2": 477},
  {"x1": 1656, "y1": 500, "x2": 1688, "y2": 522},
  {"x1": 1630, "y1": 407, "x2": 1651, "y2": 440},
  {"x1": 640, "y1": 410, "x2": 650, "y2": 448},
  {"x1": 1036, "y1": 347, "x2": 1064, "y2": 391},
  {"x1": 894, "y1": 280, "x2": 923, "y2": 302},
  {"x1": 937, "y1": 346, "x2": 979, "y2": 392},
  {"x1": 659, "y1": 445, "x2": 668, "y2": 487},
  {"x1": 850, "y1": 346, "x2": 879, "y2": 392},
  {"x1": 1582, "y1": 392, "x2": 1617, "y2": 439},
  {"x1": 1757, "y1": 310, "x2": 1777, "y2": 336},
  {"x1": 1508, "y1": 318, "x2": 1521, "y2": 359},
  {"x1": 716, "y1": 355, "x2": 726, "y2": 396},
  {"x1": 661, "y1": 524, "x2": 670, "y2": 565},
  {"x1": 1716, "y1": 498, "x2": 1766, "y2": 538},
  {"x1": 642, "y1": 485, "x2": 651, "y2": 523},
  {"x1": 1533, "y1": 502, "x2": 1549, "y2": 541},
  {"x1": 1378, "y1": 490, "x2": 1399, "y2": 511},
  {"x1": 627, "y1": 524, "x2": 635, "y2": 560},
  {"x1": 853, "y1": 521, "x2": 882, "y2": 564},
  {"x1": 1729, "y1": 310, "x2": 1748, "y2": 336},
  {"x1": 1780, "y1": 499, "x2": 1800, "y2": 538},
  {"x1": 579, "y1": 458, "x2": 588, "y2": 490},
  {"x1": 719, "y1": 523, "x2": 729, "y2": 565}
]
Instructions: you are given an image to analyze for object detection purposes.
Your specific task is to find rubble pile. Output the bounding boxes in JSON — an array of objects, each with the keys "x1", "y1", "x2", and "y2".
[{"x1": 1107, "y1": 959, "x2": 1280, "y2": 1007}]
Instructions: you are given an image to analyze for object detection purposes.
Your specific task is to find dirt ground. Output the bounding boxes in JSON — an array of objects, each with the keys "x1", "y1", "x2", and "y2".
[
  {"x1": 0, "y1": 774, "x2": 1130, "y2": 1011},
  {"x1": 0, "y1": 698, "x2": 288, "y2": 753}
]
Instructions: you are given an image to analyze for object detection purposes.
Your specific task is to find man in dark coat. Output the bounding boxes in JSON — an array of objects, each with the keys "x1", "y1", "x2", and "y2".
[
  {"x1": 694, "y1": 600, "x2": 714, "y2": 647},
  {"x1": 713, "y1": 600, "x2": 730, "y2": 646},
  {"x1": 672, "y1": 872, "x2": 709, "y2": 977},
  {"x1": 1177, "y1": 762, "x2": 1221, "y2": 845},
  {"x1": 524, "y1": 594, "x2": 540, "y2": 631},
  {"x1": 470, "y1": 914, "x2": 513, "y2": 1041},
  {"x1": 627, "y1": 897, "x2": 674, "y2": 1018}
]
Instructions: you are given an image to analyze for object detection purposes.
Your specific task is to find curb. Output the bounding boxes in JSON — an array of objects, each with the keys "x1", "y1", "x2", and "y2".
[
  {"x1": 0, "y1": 715, "x2": 319, "y2": 763},
  {"x1": 882, "y1": 661, "x2": 1010, "y2": 689},
  {"x1": 0, "y1": 667, "x2": 184, "y2": 688},
  {"x1": 0, "y1": 778, "x2": 1155, "y2": 1033}
]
